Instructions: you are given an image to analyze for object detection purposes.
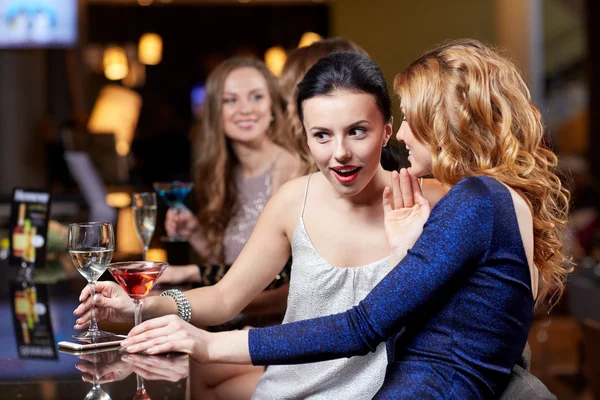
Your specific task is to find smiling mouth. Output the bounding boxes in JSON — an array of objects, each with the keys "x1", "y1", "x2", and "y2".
[
  {"x1": 236, "y1": 121, "x2": 256, "y2": 128},
  {"x1": 331, "y1": 166, "x2": 361, "y2": 177}
]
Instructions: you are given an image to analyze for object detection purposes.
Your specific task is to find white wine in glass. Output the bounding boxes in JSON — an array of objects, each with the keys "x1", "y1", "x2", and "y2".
[
  {"x1": 69, "y1": 222, "x2": 115, "y2": 341},
  {"x1": 132, "y1": 193, "x2": 157, "y2": 261}
]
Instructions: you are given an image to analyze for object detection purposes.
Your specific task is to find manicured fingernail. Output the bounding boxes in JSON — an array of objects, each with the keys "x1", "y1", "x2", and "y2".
[
  {"x1": 121, "y1": 340, "x2": 129, "y2": 347},
  {"x1": 146, "y1": 348, "x2": 156, "y2": 354}
]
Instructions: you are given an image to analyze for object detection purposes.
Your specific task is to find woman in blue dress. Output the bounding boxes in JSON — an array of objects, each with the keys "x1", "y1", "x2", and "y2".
[{"x1": 116, "y1": 39, "x2": 570, "y2": 398}]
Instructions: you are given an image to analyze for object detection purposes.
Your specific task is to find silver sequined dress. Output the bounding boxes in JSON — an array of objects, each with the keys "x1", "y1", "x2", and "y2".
[
  {"x1": 251, "y1": 175, "x2": 389, "y2": 399},
  {"x1": 223, "y1": 168, "x2": 272, "y2": 265}
]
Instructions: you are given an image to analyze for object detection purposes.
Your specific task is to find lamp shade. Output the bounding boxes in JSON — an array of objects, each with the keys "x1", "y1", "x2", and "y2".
[
  {"x1": 264, "y1": 46, "x2": 286, "y2": 76},
  {"x1": 298, "y1": 32, "x2": 323, "y2": 48},
  {"x1": 103, "y1": 45, "x2": 129, "y2": 81},
  {"x1": 87, "y1": 85, "x2": 142, "y2": 156},
  {"x1": 138, "y1": 33, "x2": 163, "y2": 65}
]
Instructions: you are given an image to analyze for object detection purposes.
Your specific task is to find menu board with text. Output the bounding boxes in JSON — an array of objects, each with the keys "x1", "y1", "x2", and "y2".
[{"x1": 9, "y1": 188, "x2": 51, "y2": 268}]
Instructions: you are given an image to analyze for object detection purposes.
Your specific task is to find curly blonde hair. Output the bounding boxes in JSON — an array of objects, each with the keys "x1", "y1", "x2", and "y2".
[
  {"x1": 394, "y1": 39, "x2": 571, "y2": 303},
  {"x1": 195, "y1": 57, "x2": 294, "y2": 263}
]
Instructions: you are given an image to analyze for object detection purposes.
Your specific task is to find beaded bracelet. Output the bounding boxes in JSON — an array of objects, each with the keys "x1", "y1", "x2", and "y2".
[{"x1": 160, "y1": 289, "x2": 192, "y2": 322}]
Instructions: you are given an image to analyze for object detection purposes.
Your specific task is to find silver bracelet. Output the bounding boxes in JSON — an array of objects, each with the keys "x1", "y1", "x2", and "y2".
[{"x1": 160, "y1": 289, "x2": 192, "y2": 322}]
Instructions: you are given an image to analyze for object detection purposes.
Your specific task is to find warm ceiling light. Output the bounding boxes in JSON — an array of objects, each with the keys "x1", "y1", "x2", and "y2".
[
  {"x1": 103, "y1": 45, "x2": 129, "y2": 81},
  {"x1": 87, "y1": 85, "x2": 142, "y2": 156},
  {"x1": 264, "y1": 46, "x2": 286, "y2": 77},
  {"x1": 138, "y1": 0, "x2": 153, "y2": 6},
  {"x1": 138, "y1": 33, "x2": 163, "y2": 65},
  {"x1": 298, "y1": 32, "x2": 323, "y2": 48}
]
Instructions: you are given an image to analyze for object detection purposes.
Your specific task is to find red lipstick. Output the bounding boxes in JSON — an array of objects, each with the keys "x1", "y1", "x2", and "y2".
[{"x1": 331, "y1": 165, "x2": 361, "y2": 183}]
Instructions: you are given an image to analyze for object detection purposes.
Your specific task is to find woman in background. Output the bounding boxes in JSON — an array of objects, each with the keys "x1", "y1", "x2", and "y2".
[{"x1": 159, "y1": 57, "x2": 302, "y2": 312}]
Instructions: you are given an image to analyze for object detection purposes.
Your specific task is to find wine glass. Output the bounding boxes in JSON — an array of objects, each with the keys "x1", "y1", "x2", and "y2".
[
  {"x1": 75, "y1": 349, "x2": 121, "y2": 400},
  {"x1": 69, "y1": 222, "x2": 115, "y2": 341},
  {"x1": 131, "y1": 193, "x2": 157, "y2": 260},
  {"x1": 152, "y1": 182, "x2": 194, "y2": 242},
  {"x1": 107, "y1": 261, "x2": 168, "y2": 327}
]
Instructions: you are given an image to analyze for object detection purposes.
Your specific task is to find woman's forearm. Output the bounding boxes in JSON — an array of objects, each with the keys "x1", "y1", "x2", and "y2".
[
  {"x1": 204, "y1": 330, "x2": 252, "y2": 364},
  {"x1": 143, "y1": 285, "x2": 236, "y2": 326},
  {"x1": 142, "y1": 295, "x2": 178, "y2": 321}
]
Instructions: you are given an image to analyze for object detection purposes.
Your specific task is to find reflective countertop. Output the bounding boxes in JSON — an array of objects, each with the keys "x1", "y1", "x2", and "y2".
[{"x1": 0, "y1": 265, "x2": 188, "y2": 400}]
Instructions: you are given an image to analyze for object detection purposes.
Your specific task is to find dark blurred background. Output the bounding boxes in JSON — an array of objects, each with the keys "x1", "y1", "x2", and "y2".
[{"x1": 1, "y1": 1, "x2": 599, "y2": 398}]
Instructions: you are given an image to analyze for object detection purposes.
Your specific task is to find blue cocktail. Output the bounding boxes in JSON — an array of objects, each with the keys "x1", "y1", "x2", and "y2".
[{"x1": 153, "y1": 181, "x2": 194, "y2": 242}]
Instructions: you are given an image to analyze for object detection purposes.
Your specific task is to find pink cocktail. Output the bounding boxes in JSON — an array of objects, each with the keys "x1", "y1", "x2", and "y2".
[{"x1": 107, "y1": 262, "x2": 168, "y2": 326}]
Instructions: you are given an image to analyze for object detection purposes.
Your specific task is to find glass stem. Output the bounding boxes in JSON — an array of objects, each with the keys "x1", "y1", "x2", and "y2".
[
  {"x1": 136, "y1": 374, "x2": 147, "y2": 397},
  {"x1": 92, "y1": 354, "x2": 101, "y2": 391},
  {"x1": 142, "y1": 245, "x2": 148, "y2": 261},
  {"x1": 134, "y1": 299, "x2": 143, "y2": 326},
  {"x1": 170, "y1": 204, "x2": 184, "y2": 240},
  {"x1": 89, "y1": 282, "x2": 98, "y2": 333}
]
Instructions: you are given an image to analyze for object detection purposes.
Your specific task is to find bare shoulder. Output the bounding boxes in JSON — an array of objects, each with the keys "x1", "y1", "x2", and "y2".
[
  {"x1": 272, "y1": 149, "x2": 305, "y2": 191},
  {"x1": 422, "y1": 178, "x2": 449, "y2": 207},
  {"x1": 264, "y1": 174, "x2": 311, "y2": 232}
]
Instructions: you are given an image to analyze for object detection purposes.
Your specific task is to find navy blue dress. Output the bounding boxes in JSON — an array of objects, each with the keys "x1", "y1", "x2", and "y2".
[{"x1": 249, "y1": 176, "x2": 534, "y2": 399}]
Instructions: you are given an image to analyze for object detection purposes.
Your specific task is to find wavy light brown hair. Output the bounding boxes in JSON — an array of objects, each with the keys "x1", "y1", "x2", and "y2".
[
  {"x1": 394, "y1": 39, "x2": 571, "y2": 303},
  {"x1": 195, "y1": 57, "x2": 292, "y2": 263},
  {"x1": 279, "y1": 37, "x2": 367, "y2": 171}
]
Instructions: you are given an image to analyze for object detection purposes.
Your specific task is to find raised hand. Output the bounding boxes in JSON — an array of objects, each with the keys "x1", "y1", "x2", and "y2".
[
  {"x1": 382, "y1": 169, "x2": 431, "y2": 267},
  {"x1": 73, "y1": 281, "x2": 135, "y2": 329},
  {"x1": 121, "y1": 315, "x2": 208, "y2": 363},
  {"x1": 165, "y1": 207, "x2": 199, "y2": 239}
]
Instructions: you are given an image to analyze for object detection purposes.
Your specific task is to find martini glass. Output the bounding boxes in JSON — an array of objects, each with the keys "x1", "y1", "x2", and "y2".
[
  {"x1": 107, "y1": 261, "x2": 168, "y2": 327},
  {"x1": 152, "y1": 182, "x2": 194, "y2": 242},
  {"x1": 69, "y1": 222, "x2": 116, "y2": 341}
]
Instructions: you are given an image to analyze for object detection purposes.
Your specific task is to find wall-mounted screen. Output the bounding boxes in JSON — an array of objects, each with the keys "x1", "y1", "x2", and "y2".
[{"x1": 0, "y1": 0, "x2": 78, "y2": 48}]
